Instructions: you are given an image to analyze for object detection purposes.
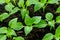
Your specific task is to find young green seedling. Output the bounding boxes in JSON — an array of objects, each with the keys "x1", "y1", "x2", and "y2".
[{"x1": 56, "y1": 6, "x2": 60, "y2": 13}]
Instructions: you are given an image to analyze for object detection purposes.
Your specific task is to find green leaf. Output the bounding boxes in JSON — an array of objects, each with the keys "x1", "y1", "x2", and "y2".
[
  {"x1": 48, "y1": 20, "x2": 55, "y2": 27},
  {"x1": 48, "y1": 0, "x2": 59, "y2": 4},
  {"x1": 34, "y1": 2, "x2": 44, "y2": 12},
  {"x1": 9, "y1": 18, "x2": 18, "y2": 28},
  {"x1": 5, "y1": 3, "x2": 14, "y2": 12},
  {"x1": 21, "y1": 9, "x2": 29, "y2": 19},
  {"x1": 55, "y1": 26, "x2": 60, "y2": 39},
  {"x1": 0, "y1": 27, "x2": 7, "y2": 34},
  {"x1": 0, "y1": 0, "x2": 5, "y2": 4},
  {"x1": 41, "y1": 0, "x2": 47, "y2": 5},
  {"x1": 56, "y1": 6, "x2": 60, "y2": 13},
  {"x1": 0, "y1": 13, "x2": 9, "y2": 21},
  {"x1": 26, "y1": 0, "x2": 38, "y2": 6},
  {"x1": 13, "y1": 22, "x2": 23, "y2": 30},
  {"x1": 45, "y1": 13, "x2": 53, "y2": 21},
  {"x1": 5, "y1": 0, "x2": 10, "y2": 4},
  {"x1": 34, "y1": 20, "x2": 47, "y2": 28},
  {"x1": 13, "y1": 36, "x2": 24, "y2": 40},
  {"x1": 32, "y1": 16, "x2": 41, "y2": 24},
  {"x1": 25, "y1": 14, "x2": 35, "y2": 26},
  {"x1": 7, "y1": 28, "x2": 17, "y2": 37},
  {"x1": 0, "y1": 35, "x2": 6, "y2": 40},
  {"x1": 24, "y1": 26, "x2": 33, "y2": 36},
  {"x1": 9, "y1": 7, "x2": 19, "y2": 15},
  {"x1": 18, "y1": 0, "x2": 24, "y2": 7},
  {"x1": 42, "y1": 33, "x2": 54, "y2": 40},
  {"x1": 56, "y1": 16, "x2": 60, "y2": 23}
]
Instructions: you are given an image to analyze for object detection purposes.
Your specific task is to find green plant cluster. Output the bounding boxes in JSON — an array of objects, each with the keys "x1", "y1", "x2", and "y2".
[{"x1": 0, "y1": 0, "x2": 60, "y2": 40}]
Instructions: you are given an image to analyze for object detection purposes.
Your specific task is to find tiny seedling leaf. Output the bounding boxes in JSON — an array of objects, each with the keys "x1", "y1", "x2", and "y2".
[
  {"x1": 32, "y1": 16, "x2": 41, "y2": 24},
  {"x1": 0, "y1": 35, "x2": 6, "y2": 40},
  {"x1": 0, "y1": 13, "x2": 9, "y2": 22},
  {"x1": 42, "y1": 33, "x2": 54, "y2": 40},
  {"x1": 56, "y1": 6, "x2": 60, "y2": 13},
  {"x1": 7, "y1": 28, "x2": 17, "y2": 37},
  {"x1": 5, "y1": 3, "x2": 14, "y2": 12},
  {"x1": 5, "y1": 0, "x2": 10, "y2": 4},
  {"x1": 0, "y1": 27, "x2": 7, "y2": 34},
  {"x1": 25, "y1": 14, "x2": 35, "y2": 26},
  {"x1": 0, "y1": 0, "x2": 5, "y2": 4},
  {"x1": 56, "y1": 16, "x2": 60, "y2": 23},
  {"x1": 24, "y1": 26, "x2": 33, "y2": 36},
  {"x1": 13, "y1": 36, "x2": 24, "y2": 40},
  {"x1": 21, "y1": 9, "x2": 29, "y2": 19},
  {"x1": 34, "y1": 20, "x2": 47, "y2": 28},
  {"x1": 18, "y1": 0, "x2": 24, "y2": 7},
  {"x1": 45, "y1": 13, "x2": 53, "y2": 21}
]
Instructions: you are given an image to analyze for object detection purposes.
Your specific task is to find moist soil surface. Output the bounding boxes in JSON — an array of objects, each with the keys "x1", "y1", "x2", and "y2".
[{"x1": 0, "y1": 0, "x2": 60, "y2": 40}]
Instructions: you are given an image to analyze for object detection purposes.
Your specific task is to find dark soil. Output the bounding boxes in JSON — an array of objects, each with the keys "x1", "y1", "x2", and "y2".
[{"x1": 0, "y1": 0, "x2": 60, "y2": 40}]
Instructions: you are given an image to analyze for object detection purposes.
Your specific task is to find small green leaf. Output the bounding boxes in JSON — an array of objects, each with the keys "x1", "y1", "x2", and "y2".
[
  {"x1": 0, "y1": 27, "x2": 7, "y2": 34},
  {"x1": 45, "y1": 13, "x2": 53, "y2": 21},
  {"x1": 25, "y1": 14, "x2": 35, "y2": 26},
  {"x1": 13, "y1": 36, "x2": 24, "y2": 40},
  {"x1": 9, "y1": 7, "x2": 19, "y2": 15},
  {"x1": 34, "y1": 20, "x2": 47, "y2": 28},
  {"x1": 0, "y1": 35, "x2": 6, "y2": 40},
  {"x1": 13, "y1": 22, "x2": 23, "y2": 30},
  {"x1": 9, "y1": 18, "x2": 18, "y2": 28},
  {"x1": 0, "y1": 13, "x2": 9, "y2": 21},
  {"x1": 55, "y1": 26, "x2": 60, "y2": 39},
  {"x1": 0, "y1": 0, "x2": 5, "y2": 4},
  {"x1": 24, "y1": 26, "x2": 33, "y2": 36},
  {"x1": 5, "y1": 0, "x2": 10, "y2": 4},
  {"x1": 34, "y1": 2, "x2": 44, "y2": 12},
  {"x1": 56, "y1": 16, "x2": 60, "y2": 23},
  {"x1": 32, "y1": 16, "x2": 41, "y2": 24},
  {"x1": 48, "y1": 20, "x2": 55, "y2": 27},
  {"x1": 26, "y1": 0, "x2": 38, "y2": 6},
  {"x1": 5, "y1": 3, "x2": 14, "y2": 12},
  {"x1": 48, "y1": 0, "x2": 59, "y2": 4},
  {"x1": 7, "y1": 28, "x2": 17, "y2": 37},
  {"x1": 56, "y1": 6, "x2": 60, "y2": 13},
  {"x1": 42, "y1": 33, "x2": 54, "y2": 40},
  {"x1": 18, "y1": 0, "x2": 24, "y2": 7},
  {"x1": 21, "y1": 9, "x2": 29, "y2": 19}
]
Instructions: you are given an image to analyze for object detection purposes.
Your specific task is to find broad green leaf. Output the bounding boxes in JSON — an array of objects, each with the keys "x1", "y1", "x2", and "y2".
[
  {"x1": 0, "y1": 27, "x2": 7, "y2": 34},
  {"x1": 5, "y1": 0, "x2": 10, "y2": 4},
  {"x1": 9, "y1": 18, "x2": 18, "y2": 28},
  {"x1": 56, "y1": 6, "x2": 60, "y2": 13},
  {"x1": 9, "y1": 7, "x2": 19, "y2": 15},
  {"x1": 5, "y1": 3, "x2": 14, "y2": 12},
  {"x1": 0, "y1": 13, "x2": 9, "y2": 21},
  {"x1": 41, "y1": 0, "x2": 47, "y2": 5},
  {"x1": 18, "y1": 0, "x2": 24, "y2": 7},
  {"x1": 13, "y1": 22, "x2": 23, "y2": 30},
  {"x1": 0, "y1": 0, "x2": 5, "y2": 4},
  {"x1": 21, "y1": 9, "x2": 29, "y2": 19},
  {"x1": 45, "y1": 13, "x2": 53, "y2": 21},
  {"x1": 26, "y1": 0, "x2": 38, "y2": 6},
  {"x1": 55, "y1": 26, "x2": 60, "y2": 39},
  {"x1": 42, "y1": 33, "x2": 54, "y2": 40},
  {"x1": 48, "y1": 0, "x2": 59, "y2": 4},
  {"x1": 56, "y1": 16, "x2": 60, "y2": 23},
  {"x1": 25, "y1": 14, "x2": 35, "y2": 26},
  {"x1": 7, "y1": 28, "x2": 17, "y2": 37},
  {"x1": 13, "y1": 36, "x2": 24, "y2": 40},
  {"x1": 48, "y1": 20, "x2": 55, "y2": 27},
  {"x1": 0, "y1": 35, "x2": 6, "y2": 40},
  {"x1": 34, "y1": 20, "x2": 47, "y2": 28},
  {"x1": 32, "y1": 16, "x2": 41, "y2": 24},
  {"x1": 24, "y1": 26, "x2": 33, "y2": 36},
  {"x1": 34, "y1": 2, "x2": 44, "y2": 12}
]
